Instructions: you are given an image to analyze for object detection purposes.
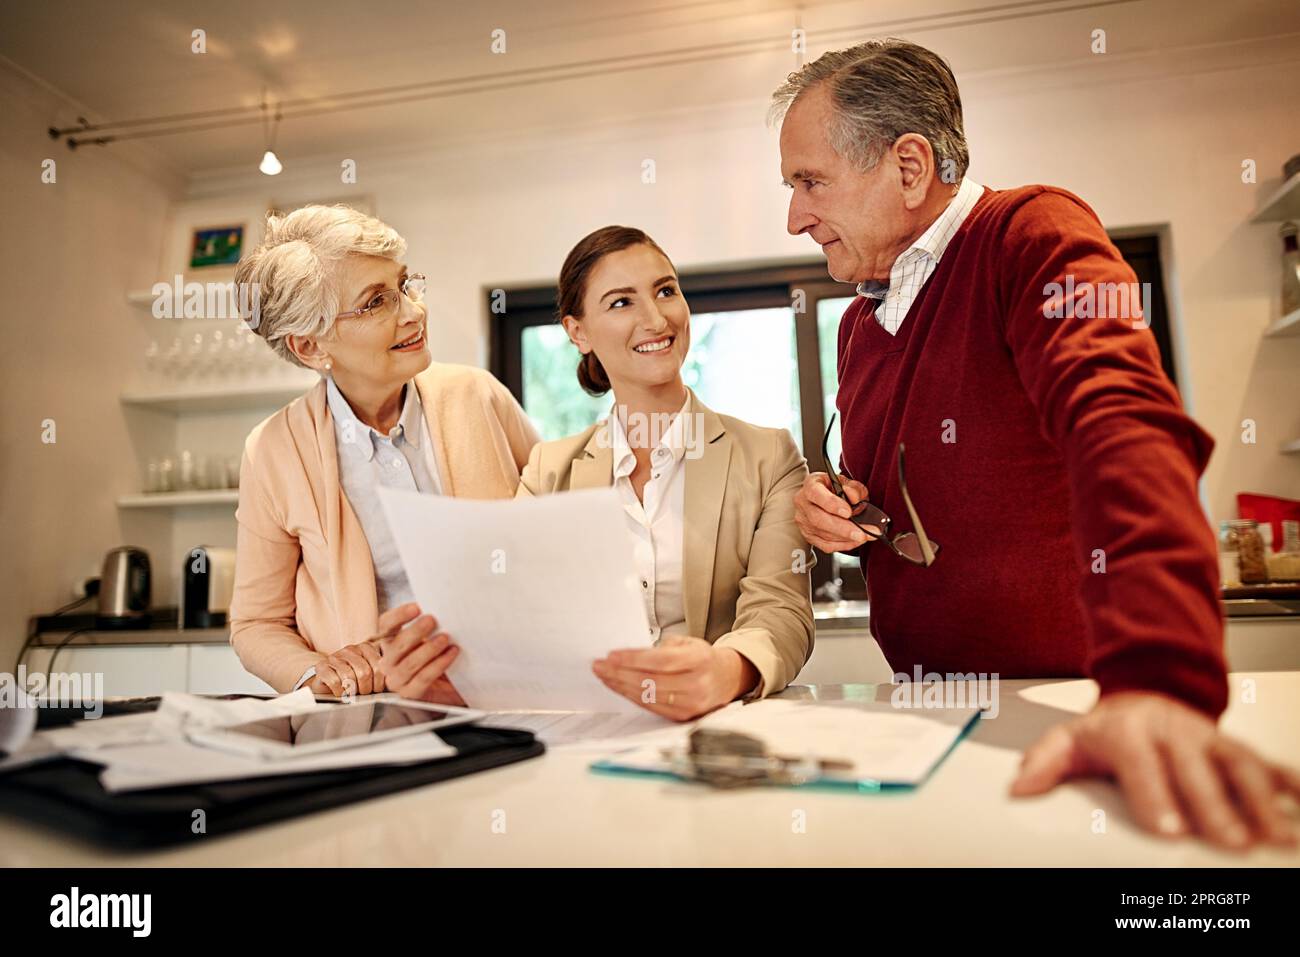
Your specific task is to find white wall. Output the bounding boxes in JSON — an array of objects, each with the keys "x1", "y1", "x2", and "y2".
[{"x1": 0, "y1": 59, "x2": 183, "y2": 667}]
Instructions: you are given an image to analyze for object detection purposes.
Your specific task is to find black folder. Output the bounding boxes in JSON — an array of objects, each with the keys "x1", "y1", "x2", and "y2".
[{"x1": 0, "y1": 724, "x2": 542, "y2": 849}]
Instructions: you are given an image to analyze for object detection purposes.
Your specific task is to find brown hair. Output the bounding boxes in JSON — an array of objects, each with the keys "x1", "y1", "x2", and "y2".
[{"x1": 556, "y1": 225, "x2": 677, "y2": 396}]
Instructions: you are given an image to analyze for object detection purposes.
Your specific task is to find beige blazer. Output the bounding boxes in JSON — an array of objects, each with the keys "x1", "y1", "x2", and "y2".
[
  {"x1": 516, "y1": 390, "x2": 814, "y2": 696},
  {"x1": 230, "y1": 363, "x2": 539, "y2": 691}
]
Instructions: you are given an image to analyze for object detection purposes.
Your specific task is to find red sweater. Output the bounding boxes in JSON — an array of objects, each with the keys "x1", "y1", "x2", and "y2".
[{"x1": 836, "y1": 185, "x2": 1228, "y2": 716}]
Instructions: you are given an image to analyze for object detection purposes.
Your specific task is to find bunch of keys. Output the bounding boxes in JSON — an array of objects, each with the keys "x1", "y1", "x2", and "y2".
[{"x1": 663, "y1": 727, "x2": 853, "y2": 789}]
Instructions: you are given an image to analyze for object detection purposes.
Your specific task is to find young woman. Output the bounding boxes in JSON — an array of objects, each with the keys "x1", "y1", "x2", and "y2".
[{"x1": 517, "y1": 226, "x2": 814, "y2": 721}]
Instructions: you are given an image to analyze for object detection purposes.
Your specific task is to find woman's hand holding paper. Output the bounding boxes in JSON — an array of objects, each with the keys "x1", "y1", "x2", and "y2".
[
  {"x1": 592, "y1": 636, "x2": 759, "y2": 721},
  {"x1": 374, "y1": 602, "x2": 467, "y2": 706}
]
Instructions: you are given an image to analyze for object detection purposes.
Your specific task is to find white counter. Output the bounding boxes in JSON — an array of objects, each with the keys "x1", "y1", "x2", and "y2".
[{"x1": 1, "y1": 673, "x2": 1297, "y2": 867}]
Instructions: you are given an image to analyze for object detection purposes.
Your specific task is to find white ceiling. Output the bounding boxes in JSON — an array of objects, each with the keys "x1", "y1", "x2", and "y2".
[{"x1": 2, "y1": 0, "x2": 1297, "y2": 176}]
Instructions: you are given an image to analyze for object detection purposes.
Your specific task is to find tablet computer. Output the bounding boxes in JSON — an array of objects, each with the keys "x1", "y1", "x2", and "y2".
[{"x1": 186, "y1": 700, "x2": 484, "y2": 760}]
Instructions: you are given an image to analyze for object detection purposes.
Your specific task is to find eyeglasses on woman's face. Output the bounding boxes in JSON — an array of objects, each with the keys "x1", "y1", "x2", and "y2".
[{"x1": 334, "y1": 273, "x2": 427, "y2": 322}]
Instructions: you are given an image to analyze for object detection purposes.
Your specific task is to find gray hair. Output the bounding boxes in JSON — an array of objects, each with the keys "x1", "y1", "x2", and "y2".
[
  {"x1": 769, "y1": 39, "x2": 970, "y2": 183},
  {"x1": 234, "y1": 204, "x2": 406, "y2": 367}
]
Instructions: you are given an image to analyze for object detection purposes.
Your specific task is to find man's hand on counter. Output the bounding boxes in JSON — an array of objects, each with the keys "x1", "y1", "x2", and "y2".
[{"x1": 1010, "y1": 691, "x2": 1300, "y2": 851}]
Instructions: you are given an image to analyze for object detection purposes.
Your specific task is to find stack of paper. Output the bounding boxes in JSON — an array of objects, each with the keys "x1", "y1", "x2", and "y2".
[{"x1": 2, "y1": 690, "x2": 456, "y2": 793}]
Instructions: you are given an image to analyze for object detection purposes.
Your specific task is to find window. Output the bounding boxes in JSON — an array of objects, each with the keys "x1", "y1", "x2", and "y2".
[
  {"x1": 492, "y1": 262, "x2": 843, "y2": 450},
  {"x1": 489, "y1": 234, "x2": 1173, "y2": 600},
  {"x1": 1111, "y1": 234, "x2": 1178, "y2": 388},
  {"x1": 517, "y1": 307, "x2": 804, "y2": 443}
]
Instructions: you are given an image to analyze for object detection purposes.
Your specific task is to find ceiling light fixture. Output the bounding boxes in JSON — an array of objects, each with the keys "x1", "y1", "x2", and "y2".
[{"x1": 258, "y1": 97, "x2": 282, "y2": 176}]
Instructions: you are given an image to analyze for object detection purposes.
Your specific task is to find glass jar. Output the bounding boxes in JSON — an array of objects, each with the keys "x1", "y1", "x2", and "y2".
[
  {"x1": 1220, "y1": 519, "x2": 1268, "y2": 584},
  {"x1": 1267, "y1": 519, "x2": 1300, "y2": 582},
  {"x1": 1281, "y1": 221, "x2": 1300, "y2": 317}
]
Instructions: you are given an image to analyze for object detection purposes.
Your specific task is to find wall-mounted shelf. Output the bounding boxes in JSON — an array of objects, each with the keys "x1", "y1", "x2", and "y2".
[
  {"x1": 1253, "y1": 173, "x2": 1300, "y2": 223},
  {"x1": 117, "y1": 490, "x2": 238, "y2": 509},
  {"x1": 120, "y1": 380, "x2": 314, "y2": 413},
  {"x1": 1281, "y1": 439, "x2": 1300, "y2": 456},
  {"x1": 1263, "y1": 307, "x2": 1300, "y2": 338}
]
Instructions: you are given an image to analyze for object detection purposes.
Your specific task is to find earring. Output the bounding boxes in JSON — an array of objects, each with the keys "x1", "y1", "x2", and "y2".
[{"x1": 323, "y1": 359, "x2": 333, "y2": 372}]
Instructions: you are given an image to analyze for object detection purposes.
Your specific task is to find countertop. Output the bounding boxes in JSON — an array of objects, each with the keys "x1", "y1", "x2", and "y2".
[{"x1": 1, "y1": 673, "x2": 1296, "y2": 866}]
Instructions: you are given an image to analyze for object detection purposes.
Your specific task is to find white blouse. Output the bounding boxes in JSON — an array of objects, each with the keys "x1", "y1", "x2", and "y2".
[
  {"x1": 608, "y1": 397, "x2": 691, "y2": 643},
  {"x1": 326, "y1": 377, "x2": 442, "y2": 612}
]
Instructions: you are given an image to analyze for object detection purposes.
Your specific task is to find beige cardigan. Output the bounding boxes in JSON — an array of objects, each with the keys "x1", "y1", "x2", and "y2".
[
  {"x1": 230, "y1": 363, "x2": 539, "y2": 691},
  {"x1": 516, "y1": 391, "x2": 815, "y2": 696}
]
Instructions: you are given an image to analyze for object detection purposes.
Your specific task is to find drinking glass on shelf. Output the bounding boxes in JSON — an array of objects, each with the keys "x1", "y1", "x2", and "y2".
[
  {"x1": 206, "y1": 330, "x2": 227, "y2": 377},
  {"x1": 225, "y1": 456, "x2": 241, "y2": 489},
  {"x1": 144, "y1": 340, "x2": 161, "y2": 375},
  {"x1": 144, "y1": 459, "x2": 161, "y2": 494},
  {"x1": 184, "y1": 333, "x2": 206, "y2": 379},
  {"x1": 178, "y1": 450, "x2": 196, "y2": 490},
  {"x1": 163, "y1": 337, "x2": 185, "y2": 380},
  {"x1": 157, "y1": 457, "x2": 176, "y2": 493},
  {"x1": 225, "y1": 329, "x2": 247, "y2": 374}
]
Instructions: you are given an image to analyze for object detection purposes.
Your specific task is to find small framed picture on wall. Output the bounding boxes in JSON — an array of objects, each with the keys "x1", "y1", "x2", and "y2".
[{"x1": 189, "y1": 224, "x2": 245, "y2": 269}]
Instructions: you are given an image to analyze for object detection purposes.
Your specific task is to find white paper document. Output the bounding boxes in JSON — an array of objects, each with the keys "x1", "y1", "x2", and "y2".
[
  {"x1": 0, "y1": 692, "x2": 312, "y2": 775},
  {"x1": 95, "y1": 733, "x2": 454, "y2": 793},
  {"x1": 378, "y1": 487, "x2": 651, "y2": 711},
  {"x1": 37, "y1": 688, "x2": 319, "y2": 752},
  {"x1": 10, "y1": 690, "x2": 458, "y2": 792},
  {"x1": 0, "y1": 700, "x2": 37, "y2": 758},
  {"x1": 480, "y1": 710, "x2": 675, "y2": 750}
]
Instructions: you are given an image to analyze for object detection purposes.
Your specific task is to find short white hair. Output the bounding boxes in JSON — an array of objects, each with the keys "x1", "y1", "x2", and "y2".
[{"x1": 235, "y1": 204, "x2": 407, "y2": 367}]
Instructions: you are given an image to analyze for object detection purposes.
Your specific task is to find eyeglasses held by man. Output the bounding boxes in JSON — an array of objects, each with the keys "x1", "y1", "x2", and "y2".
[{"x1": 820, "y1": 413, "x2": 939, "y2": 567}]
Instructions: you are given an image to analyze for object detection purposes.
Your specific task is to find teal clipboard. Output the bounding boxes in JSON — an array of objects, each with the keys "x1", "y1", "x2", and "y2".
[{"x1": 589, "y1": 706, "x2": 983, "y2": 793}]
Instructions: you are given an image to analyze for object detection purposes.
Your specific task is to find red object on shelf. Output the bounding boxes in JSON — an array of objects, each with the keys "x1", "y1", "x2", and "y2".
[{"x1": 1237, "y1": 492, "x2": 1300, "y2": 545}]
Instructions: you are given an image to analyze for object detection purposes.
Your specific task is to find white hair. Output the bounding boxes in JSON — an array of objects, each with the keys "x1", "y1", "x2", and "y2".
[{"x1": 235, "y1": 204, "x2": 407, "y2": 367}]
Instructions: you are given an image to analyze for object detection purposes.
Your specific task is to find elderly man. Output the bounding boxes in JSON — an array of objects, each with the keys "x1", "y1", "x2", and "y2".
[{"x1": 773, "y1": 39, "x2": 1298, "y2": 850}]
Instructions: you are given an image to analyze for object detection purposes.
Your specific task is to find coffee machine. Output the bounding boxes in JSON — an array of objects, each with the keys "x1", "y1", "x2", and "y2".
[{"x1": 179, "y1": 546, "x2": 236, "y2": 629}]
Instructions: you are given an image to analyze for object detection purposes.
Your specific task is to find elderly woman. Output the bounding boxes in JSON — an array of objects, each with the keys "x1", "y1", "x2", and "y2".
[
  {"x1": 517, "y1": 225, "x2": 814, "y2": 720},
  {"x1": 230, "y1": 204, "x2": 538, "y2": 698}
]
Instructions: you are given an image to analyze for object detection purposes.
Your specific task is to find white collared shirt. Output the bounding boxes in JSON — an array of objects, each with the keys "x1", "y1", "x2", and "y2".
[
  {"x1": 326, "y1": 377, "x2": 442, "y2": 613},
  {"x1": 608, "y1": 396, "x2": 691, "y2": 643},
  {"x1": 856, "y1": 177, "x2": 983, "y2": 334}
]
